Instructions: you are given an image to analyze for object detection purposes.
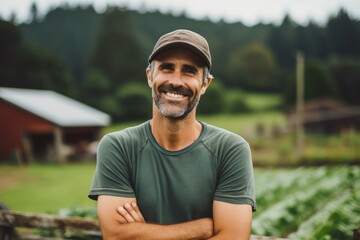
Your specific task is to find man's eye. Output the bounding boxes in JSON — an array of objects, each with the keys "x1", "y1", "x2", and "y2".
[
  {"x1": 185, "y1": 70, "x2": 197, "y2": 75},
  {"x1": 183, "y1": 66, "x2": 198, "y2": 75},
  {"x1": 162, "y1": 68, "x2": 173, "y2": 72}
]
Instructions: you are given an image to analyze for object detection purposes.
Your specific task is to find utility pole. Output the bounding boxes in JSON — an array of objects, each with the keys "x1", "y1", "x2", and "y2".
[{"x1": 296, "y1": 51, "x2": 305, "y2": 158}]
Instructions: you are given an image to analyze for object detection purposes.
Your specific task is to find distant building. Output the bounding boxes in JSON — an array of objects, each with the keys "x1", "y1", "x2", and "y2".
[
  {"x1": 286, "y1": 98, "x2": 360, "y2": 134},
  {"x1": 0, "y1": 87, "x2": 111, "y2": 163}
]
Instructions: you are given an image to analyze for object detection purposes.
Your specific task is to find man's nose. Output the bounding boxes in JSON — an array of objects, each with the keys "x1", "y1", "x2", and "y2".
[{"x1": 169, "y1": 70, "x2": 184, "y2": 86}]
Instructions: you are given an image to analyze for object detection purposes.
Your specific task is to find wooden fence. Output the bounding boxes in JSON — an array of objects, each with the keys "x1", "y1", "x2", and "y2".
[
  {"x1": 0, "y1": 210, "x2": 100, "y2": 240},
  {"x1": 1, "y1": 210, "x2": 359, "y2": 240}
]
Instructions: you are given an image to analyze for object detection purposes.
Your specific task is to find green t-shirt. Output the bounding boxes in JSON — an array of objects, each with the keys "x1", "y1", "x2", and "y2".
[{"x1": 89, "y1": 121, "x2": 256, "y2": 224}]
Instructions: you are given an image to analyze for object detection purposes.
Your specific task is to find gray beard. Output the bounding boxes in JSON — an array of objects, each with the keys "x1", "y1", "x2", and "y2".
[{"x1": 152, "y1": 88, "x2": 200, "y2": 120}]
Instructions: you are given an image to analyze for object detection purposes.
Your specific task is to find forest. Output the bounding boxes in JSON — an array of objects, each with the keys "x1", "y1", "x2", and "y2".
[{"x1": 1, "y1": 3, "x2": 360, "y2": 121}]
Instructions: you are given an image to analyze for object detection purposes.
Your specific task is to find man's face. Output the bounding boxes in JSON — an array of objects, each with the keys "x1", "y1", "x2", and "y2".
[{"x1": 147, "y1": 48, "x2": 210, "y2": 120}]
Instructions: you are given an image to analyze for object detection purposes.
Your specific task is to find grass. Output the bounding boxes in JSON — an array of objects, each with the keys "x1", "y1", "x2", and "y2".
[
  {"x1": 0, "y1": 163, "x2": 96, "y2": 213},
  {"x1": 104, "y1": 111, "x2": 285, "y2": 137},
  {"x1": 197, "y1": 111, "x2": 285, "y2": 136},
  {"x1": 243, "y1": 92, "x2": 282, "y2": 111}
]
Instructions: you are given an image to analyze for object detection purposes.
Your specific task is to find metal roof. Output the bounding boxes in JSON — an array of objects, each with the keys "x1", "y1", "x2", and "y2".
[{"x1": 0, "y1": 87, "x2": 111, "y2": 127}]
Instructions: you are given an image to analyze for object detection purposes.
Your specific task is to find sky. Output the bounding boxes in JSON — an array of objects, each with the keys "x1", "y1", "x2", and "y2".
[{"x1": 0, "y1": 0, "x2": 359, "y2": 26}]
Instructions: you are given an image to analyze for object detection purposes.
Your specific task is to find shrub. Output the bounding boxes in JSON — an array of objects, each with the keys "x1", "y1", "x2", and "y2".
[
  {"x1": 197, "y1": 80, "x2": 225, "y2": 115},
  {"x1": 116, "y1": 83, "x2": 152, "y2": 121},
  {"x1": 225, "y1": 90, "x2": 252, "y2": 113}
]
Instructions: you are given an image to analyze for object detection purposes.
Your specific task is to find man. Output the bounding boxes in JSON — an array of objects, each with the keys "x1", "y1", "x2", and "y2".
[{"x1": 89, "y1": 29, "x2": 256, "y2": 239}]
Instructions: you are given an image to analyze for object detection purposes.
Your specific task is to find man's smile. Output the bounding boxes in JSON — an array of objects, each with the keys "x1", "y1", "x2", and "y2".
[
  {"x1": 164, "y1": 91, "x2": 187, "y2": 99},
  {"x1": 158, "y1": 85, "x2": 193, "y2": 100}
]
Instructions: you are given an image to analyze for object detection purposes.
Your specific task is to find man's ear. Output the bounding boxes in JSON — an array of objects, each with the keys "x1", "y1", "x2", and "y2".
[
  {"x1": 200, "y1": 75, "x2": 213, "y2": 95},
  {"x1": 146, "y1": 67, "x2": 152, "y2": 88}
]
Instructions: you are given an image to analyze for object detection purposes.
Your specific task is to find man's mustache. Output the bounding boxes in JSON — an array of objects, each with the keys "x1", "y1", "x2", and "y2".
[{"x1": 158, "y1": 84, "x2": 193, "y2": 97}]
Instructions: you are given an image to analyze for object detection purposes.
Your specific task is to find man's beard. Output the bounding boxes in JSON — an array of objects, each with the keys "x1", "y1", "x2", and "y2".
[{"x1": 152, "y1": 84, "x2": 201, "y2": 120}]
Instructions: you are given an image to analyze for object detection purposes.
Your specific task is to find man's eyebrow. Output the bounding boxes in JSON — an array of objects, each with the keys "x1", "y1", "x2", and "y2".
[
  {"x1": 182, "y1": 64, "x2": 198, "y2": 73},
  {"x1": 158, "y1": 62, "x2": 174, "y2": 69}
]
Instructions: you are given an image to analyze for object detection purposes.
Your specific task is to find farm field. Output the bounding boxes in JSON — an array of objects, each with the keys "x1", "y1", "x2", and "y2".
[
  {"x1": 1, "y1": 110, "x2": 359, "y2": 239},
  {"x1": 0, "y1": 164, "x2": 359, "y2": 239}
]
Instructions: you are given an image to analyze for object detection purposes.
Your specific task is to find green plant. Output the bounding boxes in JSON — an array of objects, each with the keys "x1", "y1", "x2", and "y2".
[
  {"x1": 197, "y1": 80, "x2": 225, "y2": 115},
  {"x1": 225, "y1": 92, "x2": 252, "y2": 113},
  {"x1": 116, "y1": 82, "x2": 152, "y2": 121}
]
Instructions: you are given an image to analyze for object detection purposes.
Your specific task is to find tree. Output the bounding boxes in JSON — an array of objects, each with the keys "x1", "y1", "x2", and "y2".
[
  {"x1": 0, "y1": 20, "x2": 22, "y2": 63},
  {"x1": 0, "y1": 20, "x2": 75, "y2": 97},
  {"x1": 228, "y1": 42, "x2": 278, "y2": 92},
  {"x1": 116, "y1": 83, "x2": 152, "y2": 121},
  {"x1": 268, "y1": 14, "x2": 298, "y2": 69},
  {"x1": 90, "y1": 7, "x2": 146, "y2": 89},
  {"x1": 295, "y1": 22, "x2": 328, "y2": 59},
  {"x1": 326, "y1": 8, "x2": 360, "y2": 57},
  {"x1": 20, "y1": 6, "x2": 101, "y2": 84},
  {"x1": 224, "y1": 90, "x2": 251, "y2": 114},
  {"x1": 283, "y1": 60, "x2": 339, "y2": 105},
  {"x1": 82, "y1": 69, "x2": 112, "y2": 109},
  {"x1": 0, "y1": 20, "x2": 22, "y2": 86},
  {"x1": 197, "y1": 80, "x2": 226, "y2": 115},
  {"x1": 330, "y1": 59, "x2": 360, "y2": 105},
  {"x1": 15, "y1": 44, "x2": 76, "y2": 97},
  {"x1": 30, "y1": 2, "x2": 39, "y2": 22}
]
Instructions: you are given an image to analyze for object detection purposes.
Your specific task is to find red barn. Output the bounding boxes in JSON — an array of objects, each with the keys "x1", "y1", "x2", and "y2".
[{"x1": 0, "y1": 87, "x2": 111, "y2": 163}]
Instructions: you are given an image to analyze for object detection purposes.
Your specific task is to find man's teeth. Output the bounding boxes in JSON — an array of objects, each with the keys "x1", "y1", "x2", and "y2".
[{"x1": 166, "y1": 92, "x2": 184, "y2": 98}]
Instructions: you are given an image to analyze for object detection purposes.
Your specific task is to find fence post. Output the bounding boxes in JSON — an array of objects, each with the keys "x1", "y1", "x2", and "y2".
[
  {"x1": 0, "y1": 203, "x2": 18, "y2": 240},
  {"x1": 354, "y1": 228, "x2": 360, "y2": 240}
]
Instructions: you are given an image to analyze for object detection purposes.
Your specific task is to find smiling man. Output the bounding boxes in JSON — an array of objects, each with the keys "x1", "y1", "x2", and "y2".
[{"x1": 89, "y1": 29, "x2": 256, "y2": 240}]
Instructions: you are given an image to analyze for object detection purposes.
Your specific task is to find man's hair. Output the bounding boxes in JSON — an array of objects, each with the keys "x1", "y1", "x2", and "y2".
[{"x1": 148, "y1": 62, "x2": 210, "y2": 85}]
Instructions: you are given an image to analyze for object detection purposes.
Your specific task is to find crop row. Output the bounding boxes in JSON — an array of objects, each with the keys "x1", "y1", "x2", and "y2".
[
  {"x1": 288, "y1": 167, "x2": 360, "y2": 240},
  {"x1": 252, "y1": 167, "x2": 354, "y2": 238},
  {"x1": 254, "y1": 167, "x2": 329, "y2": 210}
]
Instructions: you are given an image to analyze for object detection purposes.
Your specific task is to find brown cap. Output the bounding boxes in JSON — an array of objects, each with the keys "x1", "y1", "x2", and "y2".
[{"x1": 148, "y1": 29, "x2": 212, "y2": 69}]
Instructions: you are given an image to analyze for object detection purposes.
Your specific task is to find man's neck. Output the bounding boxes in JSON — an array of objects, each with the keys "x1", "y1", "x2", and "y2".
[{"x1": 150, "y1": 112, "x2": 202, "y2": 151}]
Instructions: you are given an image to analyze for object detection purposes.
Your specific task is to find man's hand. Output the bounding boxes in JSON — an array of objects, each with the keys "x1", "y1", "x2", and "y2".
[
  {"x1": 98, "y1": 195, "x2": 214, "y2": 239},
  {"x1": 117, "y1": 202, "x2": 145, "y2": 223}
]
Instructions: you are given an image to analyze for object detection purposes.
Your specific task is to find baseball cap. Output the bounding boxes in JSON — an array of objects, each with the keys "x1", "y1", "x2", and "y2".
[{"x1": 148, "y1": 29, "x2": 212, "y2": 69}]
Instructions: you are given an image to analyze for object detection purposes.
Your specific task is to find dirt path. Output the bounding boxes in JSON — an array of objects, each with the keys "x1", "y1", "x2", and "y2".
[{"x1": 0, "y1": 167, "x2": 30, "y2": 190}]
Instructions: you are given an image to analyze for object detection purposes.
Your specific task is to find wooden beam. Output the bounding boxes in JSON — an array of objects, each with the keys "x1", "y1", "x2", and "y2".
[
  {"x1": 0, "y1": 210, "x2": 100, "y2": 237},
  {"x1": 53, "y1": 127, "x2": 65, "y2": 163}
]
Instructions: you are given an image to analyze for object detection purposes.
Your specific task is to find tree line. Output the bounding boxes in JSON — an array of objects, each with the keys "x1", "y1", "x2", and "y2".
[{"x1": 1, "y1": 4, "x2": 359, "y2": 121}]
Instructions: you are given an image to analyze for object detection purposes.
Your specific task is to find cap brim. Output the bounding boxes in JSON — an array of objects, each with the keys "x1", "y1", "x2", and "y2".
[{"x1": 148, "y1": 41, "x2": 211, "y2": 69}]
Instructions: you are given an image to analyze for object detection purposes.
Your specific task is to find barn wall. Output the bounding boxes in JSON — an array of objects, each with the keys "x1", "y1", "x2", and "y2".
[{"x1": 0, "y1": 100, "x2": 54, "y2": 161}]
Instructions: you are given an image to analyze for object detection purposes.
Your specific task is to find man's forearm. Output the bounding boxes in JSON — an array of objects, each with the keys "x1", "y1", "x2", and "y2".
[{"x1": 103, "y1": 218, "x2": 213, "y2": 240}]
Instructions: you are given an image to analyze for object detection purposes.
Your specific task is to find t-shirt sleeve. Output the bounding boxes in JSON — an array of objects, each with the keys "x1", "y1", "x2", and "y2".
[
  {"x1": 88, "y1": 134, "x2": 135, "y2": 200},
  {"x1": 214, "y1": 140, "x2": 256, "y2": 211}
]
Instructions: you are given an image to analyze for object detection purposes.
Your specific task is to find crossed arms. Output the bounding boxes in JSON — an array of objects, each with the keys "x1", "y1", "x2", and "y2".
[{"x1": 97, "y1": 195, "x2": 252, "y2": 240}]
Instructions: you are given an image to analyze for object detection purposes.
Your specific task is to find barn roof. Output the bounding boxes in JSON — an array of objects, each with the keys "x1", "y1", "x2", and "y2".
[{"x1": 0, "y1": 87, "x2": 111, "y2": 127}]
